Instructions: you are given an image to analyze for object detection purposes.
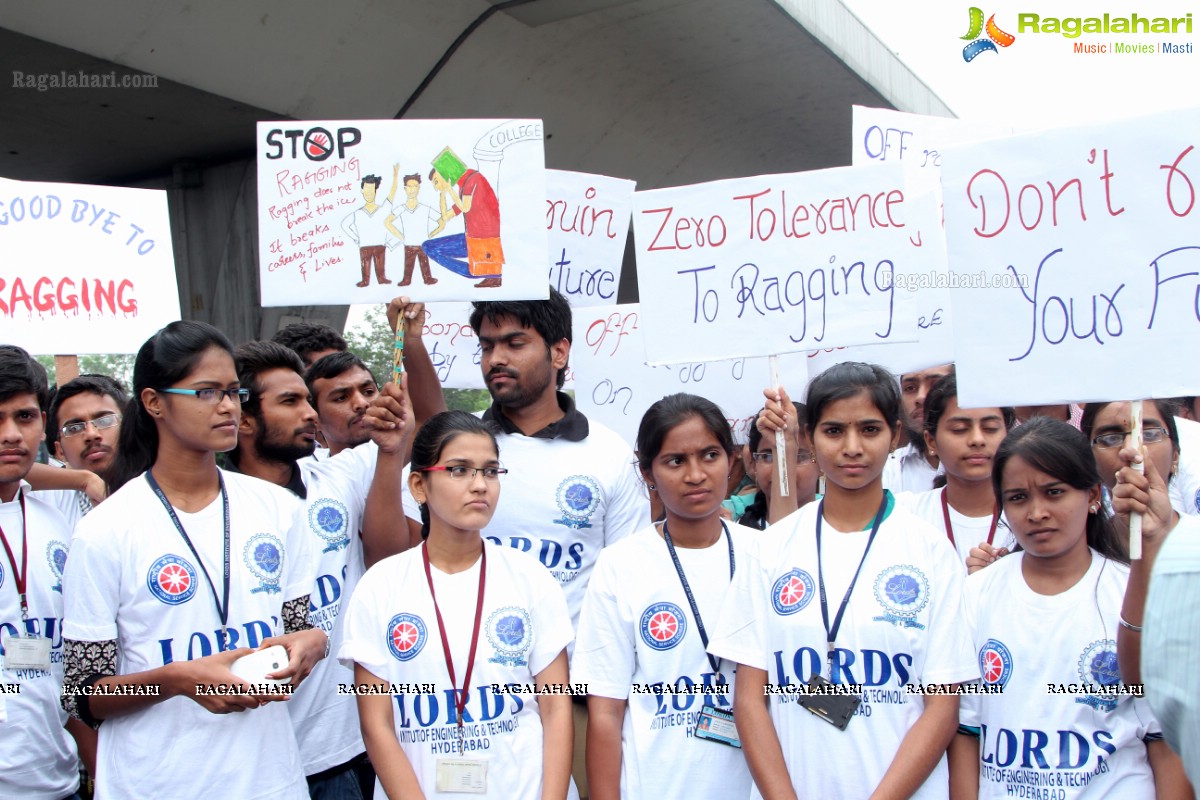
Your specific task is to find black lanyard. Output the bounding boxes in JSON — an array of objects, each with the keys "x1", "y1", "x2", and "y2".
[
  {"x1": 815, "y1": 493, "x2": 889, "y2": 674},
  {"x1": 0, "y1": 491, "x2": 29, "y2": 622},
  {"x1": 146, "y1": 471, "x2": 231, "y2": 628},
  {"x1": 662, "y1": 519, "x2": 734, "y2": 675}
]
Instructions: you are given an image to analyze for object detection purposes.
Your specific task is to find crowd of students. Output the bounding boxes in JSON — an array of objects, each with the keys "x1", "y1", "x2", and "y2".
[{"x1": 2, "y1": 287, "x2": 1198, "y2": 799}]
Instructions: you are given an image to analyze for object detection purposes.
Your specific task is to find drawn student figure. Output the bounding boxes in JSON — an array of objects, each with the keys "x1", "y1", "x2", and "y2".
[
  {"x1": 893, "y1": 374, "x2": 1018, "y2": 570},
  {"x1": 949, "y1": 418, "x2": 1192, "y2": 799},
  {"x1": 422, "y1": 148, "x2": 505, "y2": 288},
  {"x1": 342, "y1": 165, "x2": 400, "y2": 288},
  {"x1": 60, "y1": 321, "x2": 327, "y2": 800},
  {"x1": 340, "y1": 411, "x2": 576, "y2": 799},
  {"x1": 385, "y1": 172, "x2": 442, "y2": 287},
  {"x1": 709, "y1": 362, "x2": 976, "y2": 799},
  {"x1": 574, "y1": 394, "x2": 753, "y2": 800}
]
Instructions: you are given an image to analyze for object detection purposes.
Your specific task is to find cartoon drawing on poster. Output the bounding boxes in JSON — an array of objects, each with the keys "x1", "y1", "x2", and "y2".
[{"x1": 258, "y1": 119, "x2": 548, "y2": 305}]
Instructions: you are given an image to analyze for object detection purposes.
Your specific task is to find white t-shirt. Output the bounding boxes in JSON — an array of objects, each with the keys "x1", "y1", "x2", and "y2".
[
  {"x1": 895, "y1": 488, "x2": 1016, "y2": 568},
  {"x1": 63, "y1": 470, "x2": 315, "y2": 800},
  {"x1": 1170, "y1": 416, "x2": 1200, "y2": 517},
  {"x1": 32, "y1": 487, "x2": 91, "y2": 534},
  {"x1": 961, "y1": 550, "x2": 1160, "y2": 799},
  {"x1": 339, "y1": 541, "x2": 576, "y2": 800},
  {"x1": 341, "y1": 201, "x2": 396, "y2": 248},
  {"x1": 573, "y1": 522, "x2": 753, "y2": 800},
  {"x1": 708, "y1": 497, "x2": 976, "y2": 799},
  {"x1": 0, "y1": 485, "x2": 79, "y2": 799},
  {"x1": 404, "y1": 418, "x2": 649, "y2": 629},
  {"x1": 390, "y1": 201, "x2": 442, "y2": 241},
  {"x1": 882, "y1": 443, "x2": 941, "y2": 493},
  {"x1": 288, "y1": 443, "x2": 383, "y2": 774}
]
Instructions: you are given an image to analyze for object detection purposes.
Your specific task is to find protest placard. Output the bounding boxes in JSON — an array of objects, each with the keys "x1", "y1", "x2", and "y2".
[
  {"x1": 852, "y1": 106, "x2": 1017, "y2": 171},
  {"x1": 940, "y1": 106, "x2": 1200, "y2": 407},
  {"x1": 257, "y1": 119, "x2": 548, "y2": 305},
  {"x1": 546, "y1": 170, "x2": 634, "y2": 307},
  {"x1": 571, "y1": 303, "x2": 808, "y2": 445},
  {"x1": 631, "y1": 163, "x2": 932, "y2": 364},
  {"x1": 0, "y1": 177, "x2": 180, "y2": 354}
]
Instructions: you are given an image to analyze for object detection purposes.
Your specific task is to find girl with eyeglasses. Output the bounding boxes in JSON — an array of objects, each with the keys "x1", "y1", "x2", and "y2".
[
  {"x1": 710, "y1": 362, "x2": 975, "y2": 799},
  {"x1": 60, "y1": 320, "x2": 326, "y2": 799},
  {"x1": 574, "y1": 394, "x2": 753, "y2": 800},
  {"x1": 893, "y1": 374, "x2": 1018, "y2": 571},
  {"x1": 948, "y1": 417, "x2": 1190, "y2": 799},
  {"x1": 739, "y1": 392, "x2": 820, "y2": 529},
  {"x1": 340, "y1": 410, "x2": 575, "y2": 799}
]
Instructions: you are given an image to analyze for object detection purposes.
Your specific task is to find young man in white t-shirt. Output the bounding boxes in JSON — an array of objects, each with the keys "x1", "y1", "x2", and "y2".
[
  {"x1": 0, "y1": 346, "x2": 91, "y2": 799},
  {"x1": 882, "y1": 364, "x2": 953, "y2": 493}
]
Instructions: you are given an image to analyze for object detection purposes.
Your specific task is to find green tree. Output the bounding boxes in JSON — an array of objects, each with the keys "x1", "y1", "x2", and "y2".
[
  {"x1": 342, "y1": 305, "x2": 490, "y2": 413},
  {"x1": 36, "y1": 353, "x2": 135, "y2": 388}
]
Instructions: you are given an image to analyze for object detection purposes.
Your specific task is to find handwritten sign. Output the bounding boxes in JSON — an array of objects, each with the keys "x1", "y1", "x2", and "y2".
[
  {"x1": 571, "y1": 304, "x2": 808, "y2": 445},
  {"x1": 632, "y1": 163, "x2": 931, "y2": 364},
  {"x1": 546, "y1": 170, "x2": 634, "y2": 307},
  {"x1": 257, "y1": 119, "x2": 548, "y2": 305},
  {"x1": 852, "y1": 106, "x2": 1017, "y2": 170},
  {"x1": 940, "y1": 106, "x2": 1200, "y2": 407},
  {"x1": 0, "y1": 177, "x2": 180, "y2": 354}
]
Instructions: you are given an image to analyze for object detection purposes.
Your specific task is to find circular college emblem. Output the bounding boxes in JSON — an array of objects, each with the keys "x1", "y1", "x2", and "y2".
[
  {"x1": 487, "y1": 606, "x2": 532, "y2": 665},
  {"x1": 1194, "y1": 487, "x2": 1200, "y2": 515},
  {"x1": 387, "y1": 613, "x2": 428, "y2": 661},
  {"x1": 555, "y1": 475, "x2": 601, "y2": 524},
  {"x1": 147, "y1": 554, "x2": 197, "y2": 605},
  {"x1": 640, "y1": 602, "x2": 687, "y2": 650},
  {"x1": 874, "y1": 565, "x2": 930, "y2": 618},
  {"x1": 244, "y1": 534, "x2": 284, "y2": 584},
  {"x1": 771, "y1": 569, "x2": 816, "y2": 616},
  {"x1": 46, "y1": 540, "x2": 69, "y2": 578},
  {"x1": 308, "y1": 499, "x2": 349, "y2": 548},
  {"x1": 979, "y1": 639, "x2": 1014, "y2": 687},
  {"x1": 1078, "y1": 640, "x2": 1121, "y2": 687}
]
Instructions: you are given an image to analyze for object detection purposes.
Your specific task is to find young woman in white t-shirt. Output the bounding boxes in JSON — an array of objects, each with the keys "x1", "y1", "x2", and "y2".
[
  {"x1": 948, "y1": 417, "x2": 1190, "y2": 799},
  {"x1": 340, "y1": 410, "x2": 574, "y2": 799},
  {"x1": 575, "y1": 393, "x2": 753, "y2": 800},
  {"x1": 710, "y1": 362, "x2": 976, "y2": 799},
  {"x1": 60, "y1": 320, "x2": 327, "y2": 800},
  {"x1": 896, "y1": 373, "x2": 1017, "y2": 570}
]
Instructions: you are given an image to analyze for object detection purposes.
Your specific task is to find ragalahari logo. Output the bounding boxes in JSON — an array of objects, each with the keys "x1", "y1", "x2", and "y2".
[{"x1": 961, "y1": 7, "x2": 1016, "y2": 61}]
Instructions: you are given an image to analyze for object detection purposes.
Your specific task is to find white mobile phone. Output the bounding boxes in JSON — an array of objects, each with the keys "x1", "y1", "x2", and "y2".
[{"x1": 230, "y1": 645, "x2": 292, "y2": 685}]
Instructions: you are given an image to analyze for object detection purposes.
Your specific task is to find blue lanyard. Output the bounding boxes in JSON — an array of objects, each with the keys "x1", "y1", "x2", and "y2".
[
  {"x1": 815, "y1": 493, "x2": 888, "y2": 673},
  {"x1": 145, "y1": 471, "x2": 231, "y2": 627},
  {"x1": 662, "y1": 519, "x2": 734, "y2": 675}
]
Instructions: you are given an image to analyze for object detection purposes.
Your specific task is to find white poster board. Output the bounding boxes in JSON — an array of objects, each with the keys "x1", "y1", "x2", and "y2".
[
  {"x1": 546, "y1": 170, "x2": 634, "y2": 307},
  {"x1": 940, "y1": 106, "x2": 1200, "y2": 406},
  {"x1": 0, "y1": 178, "x2": 180, "y2": 354},
  {"x1": 851, "y1": 106, "x2": 1018, "y2": 171},
  {"x1": 257, "y1": 119, "x2": 548, "y2": 305},
  {"x1": 632, "y1": 163, "x2": 931, "y2": 364},
  {"x1": 571, "y1": 304, "x2": 808, "y2": 446}
]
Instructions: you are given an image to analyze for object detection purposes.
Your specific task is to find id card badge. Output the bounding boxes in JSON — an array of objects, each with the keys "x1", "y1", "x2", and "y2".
[
  {"x1": 796, "y1": 674, "x2": 860, "y2": 731},
  {"x1": 694, "y1": 704, "x2": 741, "y2": 748},
  {"x1": 435, "y1": 758, "x2": 488, "y2": 794},
  {"x1": 3, "y1": 636, "x2": 52, "y2": 670}
]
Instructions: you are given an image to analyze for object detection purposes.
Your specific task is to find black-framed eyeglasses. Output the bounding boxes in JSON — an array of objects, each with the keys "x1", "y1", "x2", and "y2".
[
  {"x1": 1091, "y1": 426, "x2": 1169, "y2": 450},
  {"x1": 159, "y1": 388, "x2": 250, "y2": 405},
  {"x1": 419, "y1": 465, "x2": 508, "y2": 482},
  {"x1": 60, "y1": 413, "x2": 122, "y2": 438},
  {"x1": 751, "y1": 450, "x2": 814, "y2": 465}
]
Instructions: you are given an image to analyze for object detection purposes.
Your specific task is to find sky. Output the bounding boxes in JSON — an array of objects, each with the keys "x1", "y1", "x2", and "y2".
[{"x1": 841, "y1": 0, "x2": 1198, "y2": 127}]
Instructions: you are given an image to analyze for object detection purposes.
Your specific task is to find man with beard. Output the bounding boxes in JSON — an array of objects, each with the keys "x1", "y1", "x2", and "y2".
[
  {"x1": 305, "y1": 352, "x2": 380, "y2": 459},
  {"x1": 31, "y1": 374, "x2": 129, "y2": 530},
  {"x1": 882, "y1": 363, "x2": 954, "y2": 492},
  {"x1": 229, "y1": 340, "x2": 415, "y2": 800}
]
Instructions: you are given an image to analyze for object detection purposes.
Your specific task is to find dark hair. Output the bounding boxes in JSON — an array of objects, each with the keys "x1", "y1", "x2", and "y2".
[
  {"x1": 304, "y1": 351, "x2": 377, "y2": 412},
  {"x1": 748, "y1": 402, "x2": 808, "y2": 453},
  {"x1": 805, "y1": 362, "x2": 901, "y2": 437},
  {"x1": 410, "y1": 411, "x2": 500, "y2": 539},
  {"x1": 271, "y1": 322, "x2": 347, "y2": 365},
  {"x1": 923, "y1": 374, "x2": 1017, "y2": 436},
  {"x1": 403, "y1": 173, "x2": 421, "y2": 185},
  {"x1": 469, "y1": 288, "x2": 572, "y2": 389},
  {"x1": 361, "y1": 175, "x2": 382, "y2": 189},
  {"x1": 636, "y1": 393, "x2": 734, "y2": 476},
  {"x1": 1079, "y1": 400, "x2": 1180, "y2": 455},
  {"x1": 109, "y1": 321, "x2": 236, "y2": 492},
  {"x1": 0, "y1": 345, "x2": 49, "y2": 410},
  {"x1": 235, "y1": 341, "x2": 306, "y2": 419},
  {"x1": 992, "y1": 417, "x2": 1127, "y2": 564},
  {"x1": 46, "y1": 374, "x2": 129, "y2": 448}
]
